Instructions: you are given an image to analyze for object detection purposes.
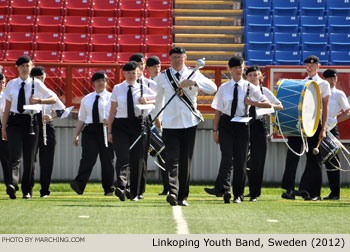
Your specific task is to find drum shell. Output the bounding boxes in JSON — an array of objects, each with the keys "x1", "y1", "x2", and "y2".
[
  {"x1": 319, "y1": 133, "x2": 341, "y2": 164},
  {"x1": 149, "y1": 125, "x2": 165, "y2": 157}
]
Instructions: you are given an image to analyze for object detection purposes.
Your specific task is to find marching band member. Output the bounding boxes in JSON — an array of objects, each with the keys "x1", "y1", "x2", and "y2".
[
  {"x1": 1, "y1": 55, "x2": 56, "y2": 199},
  {"x1": 211, "y1": 56, "x2": 270, "y2": 204},
  {"x1": 71, "y1": 71, "x2": 115, "y2": 196},
  {"x1": 322, "y1": 69, "x2": 350, "y2": 200},
  {"x1": 281, "y1": 55, "x2": 330, "y2": 201},
  {"x1": 154, "y1": 47, "x2": 217, "y2": 206},
  {"x1": 108, "y1": 62, "x2": 155, "y2": 201}
]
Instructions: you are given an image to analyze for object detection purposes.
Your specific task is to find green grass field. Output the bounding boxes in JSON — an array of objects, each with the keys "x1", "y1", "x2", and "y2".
[{"x1": 0, "y1": 184, "x2": 350, "y2": 234}]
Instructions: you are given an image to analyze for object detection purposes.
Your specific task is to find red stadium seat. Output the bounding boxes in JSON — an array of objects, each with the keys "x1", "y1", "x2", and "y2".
[
  {"x1": 35, "y1": 33, "x2": 62, "y2": 51},
  {"x1": 35, "y1": 16, "x2": 63, "y2": 33},
  {"x1": 64, "y1": 16, "x2": 90, "y2": 33},
  {"x1": 10, "y1": 0, "x2": 37, "y2": 15},
  {"x1": 61, "y1": 51, "x2": 89, "y2": 62},
  {"x1": 145, "y1": 17, "x2": 172, "y2": 35},
  {"x1": 3, "y1": 66, "x2": 18, "y2": 79},
  {"x1": 145, "y1": 1, "x2": 172, "y2": 18},
  {"x1": 92, "y1": 0, "x2": 118, "y2": 17},
  {"x1": 7, "y1": 32, "x2": 34, "y2": 50},
  {"x1": 0, "y1": 14, "x2": 7, "y2": 32},
  {"x1": 65, "y1": 0, "x2": 92, "y2": 17},
  {"x1": 0, "y1": 31, "x2": 6, "y2": 50},
  {"x1": 33, "y1": 51, "x2": 61, "y2": 62},
  {"x1": 44, "y1": 66, "x2": 64, "y2": 94},
  {"x1": 90, "y1": 34, "x2": 117, "y2": 52},
  {"x1": 118, "y1": 34, "x2": 144, "y2": 53},
  {"x1": 89, "y1": 52, "x2": 117, "y2": 63},
  {"x1": 37, "y1": 0, "x2": 64, "y2": 16},
  {"x1": 145, "y1": 34, "x2": 172, "y2": 53},
  {"x1": 8, "y1": 15, "x2": 35, "y2": 32},
  {"x1": 0, "y1": 0, "x2": 9, "y2": 15},
  {"x1": 118, "y1": 17, "x2": 144, "y2": 34},
  {"x1": 61, "y1": 67, "x2": 91, "y2": 98},
  {"x1": 0, "y1": 50, "x2": 5, "y2": 60},
  {"x1": 117, "y1": 52, "x2": 136, "y2": 64},
  {"x1": 90, "y1": 17, "x2": 118, "y2": 34},
  {"x1": 63, "y1": 33, "x2": 90, "y2": 52},
  {"x1": 5, "y1": 49, "x2": 33, "y2": 61},
  {"x1": 145, "y1": 52, "x2": 170, "y2": 64},
  {"x1": 119, "y1": 0, "x2": 145, "y2": 17}
]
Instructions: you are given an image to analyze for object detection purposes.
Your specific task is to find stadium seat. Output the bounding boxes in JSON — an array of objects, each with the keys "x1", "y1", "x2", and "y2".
[
  {"x1": 145, "y1": 34, "x2": 172, "y2": 53},
  {"x1": 145, "y1": 52, "x2": 170, "y2": 64},
  {"x1": 328, "y1": 16, "x2": 350, "y2": 33},
  {"x1": 8, "y1": 15, "x2": 35, "y2": 32},
  {"x1": 33, "y1": 51, "x2": 61, "y2": 62},
  {"x1": 90, "y1": 17, "x2": 118, "y2": 34},
  {"x1": 92, "y1": 0, "x2": 118, "y2": 17},
  {"x1": 329, "y1": 33, "x2": 350, "y2": 51},
  {"x1": 272, "y1": 0, "x2": 298, "y2": 16},
  {"x1": 117, "y1": 52, "x2": 136, "y2": 64},
  {"x1": 10, "y1": 0, "x2": 37, "y2": 15},
  {"x1": 0, "y1": 50, "x2": 5, "y2": 60},
  {"x1": 89, "y1": 52, "x2": 117, "y2": 63},
  {"x1": 299, "y1": 0, "x2": 325, "y2": 16},
  {"x1": 118, "y1": 34, "x2": 144, "y2": 53},
  {"x1": 273, "y1": 15, "x2": 299, "y2": 33},
  {"x1": 35, "y1": 16, "x2": 63, "y2": 33},
  {"x1": 35, "y1": 33, "x2": 62, "y2": 51},
  {"x1": 90, "y1": 34, "x2": 117, "y2": 52},
  {"x1": 273, "y1": 32, "x2": 300, "y2": 51},
  {"x1": 301, "y1": 33, "x2": 328, "y2": 51},
  {"x1": 65, "y1": 0, "x2": 92, "y2": 16},
  {"x1": 43, "y1": 66, "x2": 64, "y2": 94},
  {"x1": 330, "y1": 51, "x2": 350, "y2": 65},
  {"x1": 245, "y1": 32, "x2": 273, "y2": 51},
  {"x1": 245, "y1": 15, "x2": 272, "y2": 33},
  {"x1": 0, "y1": 31, "x2": 6, "y2": 50},
  {"x1": 300, "y1": 16, "x2": 327, "y2": 33},
  {"x1": 63, "y1": 33, "x2": 90, "y2": 52},
  {"x1": 327, "y1": 0, "x2": 350, "y2": 16},
  {"x1": 246, "y1": 50, "x2": 274, "y2": 66},
  {"x1": 60, "y1": 67, "x2": 91, "y2": 98},
  {"x1": 5, "y1": 49, "x2": 33, "y2": 61},
  {"x1": 3, "y1": 66, "x2": 18, "y2": 79},
  {"x1": 275, "y1": 51, "x2": 301, "y2": 65},
  {"x1": 118, "y1": 17, "x2": 144, "y2": 34},
  {"x1": 64, "y1": 16, "x2": 90, "y2": 33},
  {"x1": 37, "y1": 0, "x2": 65, "y2": 16},
  {"x1": 302, "y1": 51, "x2": 329, "y2": 65},
  {"x1": 61, "y1": 51, "x2": 89, "y2": 62},
  {"x1": 145, "y1": 17, "x2": 172, "y2": 35},
  {"x1": 145, "y1": 1, "x2": 172, "y2": 18},
  {"x1": 7, "y1": 32, "x2": 34, "y2": 50},
  {"x1": 0, "y1": 14, "x2": 7, "y2": 32},
  {"x1": 119, "y1": 0, "x2": 145, "y2": 17},
  {"x1": 244, "y1": 0, "x2": 272, "y2": 16},
  {"x1": 0, "y1": 0, "x2": 9, "y2": 15}
]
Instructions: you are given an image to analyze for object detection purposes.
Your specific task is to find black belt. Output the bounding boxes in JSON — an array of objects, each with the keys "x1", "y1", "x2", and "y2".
[{"x1": 10, "y1": 112, "x2": 31, "y2": 116}]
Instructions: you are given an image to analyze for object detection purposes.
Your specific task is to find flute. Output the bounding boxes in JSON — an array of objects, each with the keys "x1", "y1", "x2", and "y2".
[
  {"x1": 42, "y1": 105, "x2": 47, "y2": 146},
  {"x1": 102, "y1": 96, "x2": 108, "y2": 147},
  {"x1": 28, "y1": 77, "x2": 35, "y2": 135}
]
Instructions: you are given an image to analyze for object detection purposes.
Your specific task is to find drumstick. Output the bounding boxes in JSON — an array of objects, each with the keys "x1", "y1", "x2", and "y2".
[{"x1": 312, "y1": 138, "x2": 322, "y2": 155}]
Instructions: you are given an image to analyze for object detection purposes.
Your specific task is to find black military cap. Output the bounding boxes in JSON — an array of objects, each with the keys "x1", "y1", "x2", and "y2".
[
  {"x1": 169, "y1": 46, "x2": 186, "y2": 56},
  {"x1": 245, "y1": 65, "x2": 260, "y2": 75},
  {"x1": 228, "y1": 55, "x2": 244, "y2": 67},
  {"x1": 91, "y1": 70, "x2": 108, "y2": 82},
  {"x1": 16, "y1": 55, "x2": 31, "y2": 66},
  {"x1": 0, "y1": 73, "x2": 4, "y2": 81},
  {"x1": 146, "y1": 56, "x2": 161, "y2": 67},
  {"x1": 30, "y1": 66, "x2": 45, "y2": 77},
  {"x1": 304, "y1": 55, "x2": 320, "y2": 64},
  {"x1": 123, "y1": 61, "x2": 138, "y2": 71},
  {"x1": 129, "y1": 53, "x2": 144, "y2": 63},
  {"x1": 323, "y1": 69, "x2": 337, "y2": 78}
]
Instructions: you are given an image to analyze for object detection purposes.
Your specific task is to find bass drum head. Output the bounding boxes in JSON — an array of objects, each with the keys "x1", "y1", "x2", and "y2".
[{"x1": 300, "y1": 81, "x2": 321, "y2": 137}]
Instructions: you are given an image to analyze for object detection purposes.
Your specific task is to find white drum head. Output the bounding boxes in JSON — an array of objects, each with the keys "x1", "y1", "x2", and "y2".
[{"x1": 301, "y1": 82, "x2": 320, "y2": 137}]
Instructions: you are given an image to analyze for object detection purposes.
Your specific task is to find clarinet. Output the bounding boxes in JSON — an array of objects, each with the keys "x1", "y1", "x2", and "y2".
[
  {"x1": 139, "y1": 78, "x2": 146, "y2": 136},
  {"x1": 42, "y1": 105, "x2": 47, "y2": 145},
  {"x1": 244, "y1": 83, "x2": 250, "y2": 117},
  {"x1": 102, "y1": 96, "x2": 108, "y2": 147},
  {"x1": 28, "y1": 77, "x2": 35, "y2": 135}
]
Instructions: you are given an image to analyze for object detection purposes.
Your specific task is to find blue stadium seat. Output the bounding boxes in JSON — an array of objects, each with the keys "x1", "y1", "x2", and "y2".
[
  {"x1": 301, "y1": 33, "x2": 328, "y2": 51},
  {"x1": 329, "y1": 33, "x2": 350, "y2": 51},
  {"x1": 328, "y1": 16, "x2": 350, "y2": 33},
  {"x1": 245, "y1": 15, "x2": 272, "y2": 33},
  {"x1": 246, "y1": 50, "x2": 274, "y2": 66},
  {"x1": 272, "y1": 0, "x2": 298, "y2": 16},
  {"x1": 299, "y1": 0, "x2": 325, "y2": 16},
  {"x1": 302, "y1": 51, "x2": 329, "y2": 65},
  {"x1": 245, "y1": 32, "x2": 273, "y2": 51},
  {"x1": 274, "y1": 32, "x2": 300, "y2": 51},
  {"x1": 275, "y1": 51, "x2": 301, "y2": 65},
  {"x1": 300, "y1": 16, "x2": 327, "y2": 33},
  {"x1": 273, "y1": 15, "x2": 299, "y2": 33},
  {"x1": 327, "y1": 0, "x2": 350, "y2": 16},
  {"x1": 330, "y1": 51, "x2": 350, "y2": 65},
  {"x1": 244, "y1": 0, "x2": 272, "y2": 16}
]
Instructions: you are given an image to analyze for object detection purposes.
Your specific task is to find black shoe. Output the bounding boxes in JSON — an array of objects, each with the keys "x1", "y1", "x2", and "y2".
[
  {"x1": 295, "y1": 190, "x2": 310, "y2": 199},
  {"x1": 323, "y1": 194, "x2": 340, "y2": 200},
  {"x1": 158, "y1": 191, "x2": 169, "y2": 195},
  {"x1": 6, "y1": 184, "x2": 17, "y2": 199},
  {"x1": 22, "y1": 193, "x2": 32, "y2": 199},
  {"x1": 311, "y1": 196, "x2": 321, "y2": 201},
  {"x1": 115, "y1": 188, "x2": 126, "y2": 201},
  {"x1": 281, "y1": 189, "x2": 295, "y2": 200},
  {"x1": 178, "y1": 200, "x2": 189, "y2": 207},
  {"x1": 204, "y1": 187, "x2": 223, "y2": 197},
  {"x1": 250, "y1": 197, "x2": 257, "y2": 202},
  {"x1": 223, "y1": 192, "x2": 231, "y2": 204},
  {"x1": 70, "y1": 181, "x2": 83, "y2": 195},
  {"x1": 104, "y1": 192, "x2": 114, "y2": 196},
  {"x1": 125, "y1": 189, "x2": 131, "y2": 199},
  {"x1": 138, "y1": 195, "x2": 144, "y2": 200},
  {"x1": 244, "y1": 193, "x2": 251, "y2": 198},
  {"x1": 233, "y1": 196, "x2": 241, "y2": 204},
  {"x1": 166, "y1": 194, "x2": 177, "y2": 206}
]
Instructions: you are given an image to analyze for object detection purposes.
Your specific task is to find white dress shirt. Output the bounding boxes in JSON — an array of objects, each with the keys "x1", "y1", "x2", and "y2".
[
  {"x1": 327, "y1": 87, "x2": 350, "y2": 130},
  {"x1": 111, "y1": 80, "x2": 155, "y2": 118},
  {"x1": 79, "y1": 90, "x2": 111, "y2": 123},
  {"x1": 306, "y1": 74, "x2": 331, "y2": 99},
  {"x1": 0, "y1": 91, "x2": 5, "y2": 120},
  {"x1": 211, "y1": 78, "x2": 267, "y2": 117},
  {"x1": 155, "y1": 66, "x2": 217, "y2": 129}
]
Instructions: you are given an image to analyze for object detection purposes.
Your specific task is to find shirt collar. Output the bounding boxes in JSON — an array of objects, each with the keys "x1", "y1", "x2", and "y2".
[
  {"x1": 171, "y1": 66, "x2": 186, "y2": 76},
  {"x1": 95, "y1": 89, "x2": 107, "y2": 96}
]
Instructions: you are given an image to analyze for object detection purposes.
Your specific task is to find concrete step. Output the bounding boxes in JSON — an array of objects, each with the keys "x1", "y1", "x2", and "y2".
[
  {"x1": 187, "y1": 59, "x2": 228, "y2": 66},
  {"x1": 186, "y1": 50, "x2": 242, "y2": 61},
  {"x1": 174, "y1": 8, "x2": 243, "y2": 17},
  {"x1": 174, "y1": 25, "x2": 243, "y2": 34},
  {"x1": 174, "y1": 42, "x2": 244, "y2": 52},
  {"x1": 175, "y1": 33, "x2": 243, "y2": 43},
  {"x1": 175, "y1": 16, "x2": 242, "y2": 26},
  {"x1": 175, "y1": 0, "x2": 241, "y2": 10}
]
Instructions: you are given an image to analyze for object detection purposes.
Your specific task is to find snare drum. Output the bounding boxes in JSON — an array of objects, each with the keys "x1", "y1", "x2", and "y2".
[
  {"x1": 272, "y1": 79, "x2": 321, "y2": 137},
  {"x1": 149, "y1": 125, "x2": 165, "y2": 158},
  {"x1": 319, "y1": 132, "x2": 341, "y2": 164}
]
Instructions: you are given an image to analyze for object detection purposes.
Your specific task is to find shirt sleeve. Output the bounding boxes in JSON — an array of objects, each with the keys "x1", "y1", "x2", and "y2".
[
  {"x1": 78, "y1": 97, "x2": 87, "y2": 122},
  {"x1": 3, "y1": 80, "x2": 14, "y2": 102},
  {"x1": 250, "y1": 84, "x2": 267, "y2": 102},
  {"x1": 110, "y1": 85, "x2": 118, "y2": 103},
  {"x1": 338, "y1": 90, "x2": 350, "y2": 112},
  {"x1": 154, "y1": 73, "x2": 165, "y2": 120},
  {"x1": 263, "y1": 87, "x2": 281, "y2": 105},
  {"x1": 211, "y1": 85, "x2": 223, "y2": 112},
  {"x1": 36, "y1": 79, "x2": 54, "y2": 99},
  {"x1": 193, "y1": 71, "x2": 217, "y2": 94}
]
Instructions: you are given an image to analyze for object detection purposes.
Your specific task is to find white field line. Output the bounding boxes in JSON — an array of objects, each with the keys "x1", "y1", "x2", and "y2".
[{"x1": 172, "y1": 206, "x2": 189, "y2": 234}]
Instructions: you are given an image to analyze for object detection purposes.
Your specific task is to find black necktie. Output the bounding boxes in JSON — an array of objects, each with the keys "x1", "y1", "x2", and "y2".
[
  {"x1": 231, "y1": 83, "x2": 238, "y2": 117},
  {"x1": 127, "y1": 85, "x2": 135, "y2": 119},
  {"x1": 136, "y1": 79, "x2": 140, "y2": 83},
  {"x1": 92, "y1": 95, "x2": 100, "y2": 123},
  {"x1": 17, "y1": 82, "x2": 26, "y2": 113},
  {"x1": 175, "y1": 72, "x2": 180, "y2": 80},
  {"x1": 308, "y1": 77, "x2": 312, "y2": 80},
  {"x1": 249, "y1": 105, "x2": 256, "y2": 120}
]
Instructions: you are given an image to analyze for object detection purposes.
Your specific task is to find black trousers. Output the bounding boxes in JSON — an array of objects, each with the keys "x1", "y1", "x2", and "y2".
[
  {"x1": 162, "y1": 126, "x2": 197, "y2": 201},
  {"x1": 214, "y1": 159, "x2": 232, "y2": 194},
  {"x1": 218, "y1": 115, "x2": 249, "y2": 198},
  {"x1": 247, "y1": 119, "x2": 267, "y2": 198},
  {"x1": 325, "y1": 126, "x2": 340, "y2": 197},
  {"x1": 112, "y1": 118, "x2": 145, "y2": 198},
  {"x1": 74, "y1": 123, "x2": 114, "y2": 194},
  {"x1": 7, "y1": 113, "x2": 38, "y2": 195},
  {"x1": 140, "y1": 119, "x2": 151, "y2": 196},
  {"x1": 0, "y1": 124, "x2": 10, "y2": 186},
  {"x1": 158, "y1": 153, "x2": 169, "y2": 192}
]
